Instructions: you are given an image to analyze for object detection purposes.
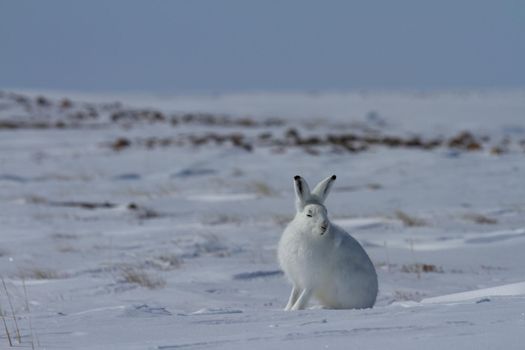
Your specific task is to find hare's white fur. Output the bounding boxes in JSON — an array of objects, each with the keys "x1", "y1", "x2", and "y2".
[{"x1": 278, "y1": 175, "x2": 378, "y2": 310}]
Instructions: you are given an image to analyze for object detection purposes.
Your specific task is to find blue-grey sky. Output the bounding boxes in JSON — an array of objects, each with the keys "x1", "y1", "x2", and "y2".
[{"x1": 1, "y1": 0, "x2": 524, "y2": 93}]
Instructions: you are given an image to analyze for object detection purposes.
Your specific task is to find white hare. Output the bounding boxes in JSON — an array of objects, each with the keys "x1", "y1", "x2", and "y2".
[{"x1": 278, "y1": 175, "x2": 378, "y2": 310}]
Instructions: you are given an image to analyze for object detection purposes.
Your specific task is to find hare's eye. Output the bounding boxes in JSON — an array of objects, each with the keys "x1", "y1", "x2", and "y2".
[{"x1": 306, "y1": 214, "x2": 312, "y2": 217}]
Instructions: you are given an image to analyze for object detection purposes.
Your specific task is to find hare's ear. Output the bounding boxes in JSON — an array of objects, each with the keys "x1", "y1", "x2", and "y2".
[
  {"x1": 293, "y1": 175, "x2": 311, "y2": 211},
  {"x1": 311, "y1": 175, "x2": 336, "y2": 203}
]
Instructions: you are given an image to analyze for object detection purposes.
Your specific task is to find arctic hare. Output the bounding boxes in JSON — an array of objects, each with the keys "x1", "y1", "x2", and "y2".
[{"x1": 278, "y1": 175, "x2": 378, "y2": 310}]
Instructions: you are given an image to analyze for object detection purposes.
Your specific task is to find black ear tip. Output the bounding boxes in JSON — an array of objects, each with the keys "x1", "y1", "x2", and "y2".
[
  {"x1": 331, "y1": 175, "x2": 336, "y2": 180},
  {"x1": 294, "y1": 175, "x2": 301, "y2": 180}
]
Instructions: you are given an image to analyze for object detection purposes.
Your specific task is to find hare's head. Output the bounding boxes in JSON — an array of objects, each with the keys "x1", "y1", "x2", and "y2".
[{"x1": 293, "y1": 175, "x2": 336, "y2": 235}]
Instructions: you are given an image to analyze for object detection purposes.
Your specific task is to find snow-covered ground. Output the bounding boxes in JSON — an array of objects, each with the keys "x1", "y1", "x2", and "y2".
[{"x1": 1, "y1": 90, "x2": 525, "y2": 349}]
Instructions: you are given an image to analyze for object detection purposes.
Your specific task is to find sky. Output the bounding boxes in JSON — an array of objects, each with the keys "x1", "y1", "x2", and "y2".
[{"x1": 1, "y1": 0, "x2": 524, "y2": 93}]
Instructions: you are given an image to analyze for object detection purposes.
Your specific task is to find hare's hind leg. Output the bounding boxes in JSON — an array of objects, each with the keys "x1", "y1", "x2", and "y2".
[
  {"x1": 291, "y1": 288, "x2": 312, "y2": 310},
  {"x1": 284, "y1": 286, "x2": 300, "y2": 311}
]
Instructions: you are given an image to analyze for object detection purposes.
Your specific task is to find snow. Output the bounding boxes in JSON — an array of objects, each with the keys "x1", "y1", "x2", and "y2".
[
  {"x1": 421, "y1": 282, "x2": 525, "y2": 304},
  {"x1": 1, "y1": 89, "x2": 525, "y2": 349}
]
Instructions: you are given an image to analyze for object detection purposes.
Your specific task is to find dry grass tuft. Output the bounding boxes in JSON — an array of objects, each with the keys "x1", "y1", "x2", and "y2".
[
  {"x1": 127, "y1": 203, "x2": 163, "y2": 220},
  {"x1": 204, "y1": 214, "x2": 241, "y2": 226},
  {"x1": 120, "y1": 267, "x2": 166, "y2": 289},
  {"x1": 51, "y1": 232, "x2": 78, "y2": 240},
  {"x1": 366, "y1": 183, "x2": 383, "y2": 190},
  {"x1": 56, "y1": 244, "x2": 78, "y2": 253},
  {"x1": 22, "y1": 279, "x2": 36, "y2": 350},
  {"x1": 111, "y1": 137, "x2": 131, "y2": 151},
  {"x1": 393, "y1": 290, "x2": 425, "y2": 302},
  {"x1": 251, "y1": 181, "x2": 276, "y2": 197},
  {"x1": 395, "y1": 210, "x2": 427, "y2": 227},
  {"x1": 462, "y1": 213, "x2": 498, "y2": 225},
  {"x1": 156, "y1": 254, "x2": 183, "y2": 269},
  {"x1": 401, "y1": 263, "x2": 443, "y2": 274},
  {"x1": 0, "y1": 303, "x2": 12, "y2": 346},
  {"x1": 146, "y1": 254, "x2": 183, "y2": 271},
  {"x1": 1, "y1": 278, "x2": 21, "y2": 344},
  {"x1": 193, "y1": 234, "x2": 230, "y2": 257},
  {"x1": 18, "y1": 268, "x2": 63, "y2": 280}
]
